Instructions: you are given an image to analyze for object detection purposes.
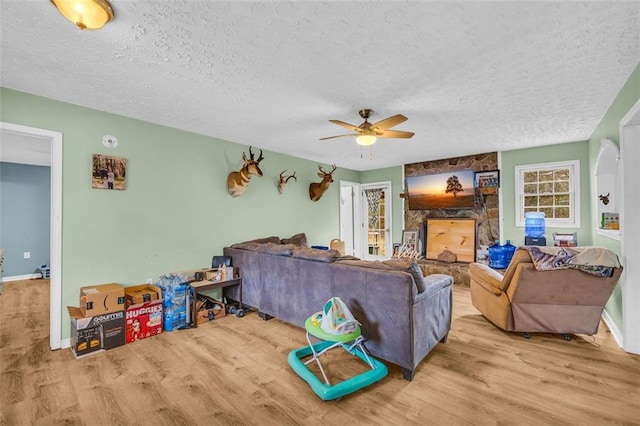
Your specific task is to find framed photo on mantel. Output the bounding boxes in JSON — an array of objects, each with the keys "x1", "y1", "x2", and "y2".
[
  {"x1": 475, "y1": 170, "x2": 500, "y2": 195},
  {"x1": 401, "y1": 230, "x2": 419, "y2": 252}
]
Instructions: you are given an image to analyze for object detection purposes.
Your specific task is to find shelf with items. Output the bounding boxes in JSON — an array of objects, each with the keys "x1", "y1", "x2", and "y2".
[{"x1": 595, "y1": 139, "x2": 621, "y2": 240}]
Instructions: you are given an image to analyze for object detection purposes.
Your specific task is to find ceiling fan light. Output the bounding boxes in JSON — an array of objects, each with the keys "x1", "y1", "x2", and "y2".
[
  {"x1": 51, "y1": 0, "x2": 114, "y2": 30},
  {"x1": 356, "y1": 134, "x2": 377, "y2": 146}
]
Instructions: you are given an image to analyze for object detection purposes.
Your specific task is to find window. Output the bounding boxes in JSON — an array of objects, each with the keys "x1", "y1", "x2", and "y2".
[{"x1": 515, "y1": 160, "x2": 580, "y2": 228}]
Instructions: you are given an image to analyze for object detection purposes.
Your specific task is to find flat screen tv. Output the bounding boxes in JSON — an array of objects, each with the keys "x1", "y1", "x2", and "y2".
[{"x1": 406, "y1": 170, "x2": 476, "y2": 210}]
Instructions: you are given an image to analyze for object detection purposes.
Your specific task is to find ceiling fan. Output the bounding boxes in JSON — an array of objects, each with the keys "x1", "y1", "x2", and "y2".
[{"x1": 320, "y1": 109, "x2": 415, "y2": 146}]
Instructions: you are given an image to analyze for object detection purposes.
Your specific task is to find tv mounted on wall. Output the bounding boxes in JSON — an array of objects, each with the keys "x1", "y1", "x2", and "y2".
[{"x1": 406, "y1": 170, "x2": 476, "y2": 210}]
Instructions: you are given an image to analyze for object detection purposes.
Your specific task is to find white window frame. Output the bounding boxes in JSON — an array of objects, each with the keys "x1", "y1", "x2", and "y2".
[{"x1": 515, "y1": 160, "x2": 581, "y2": 228}]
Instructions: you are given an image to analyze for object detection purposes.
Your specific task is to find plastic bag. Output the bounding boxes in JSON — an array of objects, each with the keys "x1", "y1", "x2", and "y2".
[{"x1": 320, "y1": 297, "x2": 359, "y2": 335}]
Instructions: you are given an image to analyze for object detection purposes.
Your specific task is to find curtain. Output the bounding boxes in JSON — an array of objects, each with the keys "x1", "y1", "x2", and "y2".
[{"x1": 364, "y1": 189, "x2": 383, "y2": 228}]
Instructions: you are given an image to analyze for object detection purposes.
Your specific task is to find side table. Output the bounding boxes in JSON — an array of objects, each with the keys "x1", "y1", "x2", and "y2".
[{"x1": 190, "y1": 276, "x2": 243, "y2": 327}]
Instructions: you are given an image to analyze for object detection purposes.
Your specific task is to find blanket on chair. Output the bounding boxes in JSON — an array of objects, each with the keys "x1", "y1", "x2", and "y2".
[{"x1": 522, "y1": 246, "x2": 621, "y2": 277}]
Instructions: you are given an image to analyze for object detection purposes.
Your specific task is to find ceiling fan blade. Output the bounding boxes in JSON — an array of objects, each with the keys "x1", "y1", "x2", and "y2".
[
  {"x1": 319, "y1": 133, "x2": 357, "y2": 140},
  {"x1": 378, "y1": 130, "x2": 415, "y2": 139},
  {"x1": 329, "y1": 119, "x2": 360, "y2": 132},
  {"x1": 371, "y1": 114, "x2": 408, "y2": 131}
]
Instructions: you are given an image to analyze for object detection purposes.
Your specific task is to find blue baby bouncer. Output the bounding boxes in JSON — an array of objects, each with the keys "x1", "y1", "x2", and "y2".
[{"x1": 287, "y1": 297, "x2": 388, "y2": 401}]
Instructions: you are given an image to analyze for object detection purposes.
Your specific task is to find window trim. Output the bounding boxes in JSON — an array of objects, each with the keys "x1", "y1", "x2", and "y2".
[{"x1": 515, "y1": 160, "x2": 581, "y2": 228}]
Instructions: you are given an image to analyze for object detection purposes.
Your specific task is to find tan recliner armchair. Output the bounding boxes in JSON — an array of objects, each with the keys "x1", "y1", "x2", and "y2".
[{"x1": 469, "y1": 248, "x2": 622, "y2": 336}]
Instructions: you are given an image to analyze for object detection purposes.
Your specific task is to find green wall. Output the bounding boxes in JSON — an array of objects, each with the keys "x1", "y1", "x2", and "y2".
[
  {"x1": 0, "y1": 87, "x2": 359, "y2": 339},
  {"x1": 360, "y1": 166, "x2": 404, "y2": 245},
  {"x1": 501, "y1": 140, "x2": 592, "y2": 247},
  {"x1": 588, "y1": 62, "x2": 640, "y2": 330}
]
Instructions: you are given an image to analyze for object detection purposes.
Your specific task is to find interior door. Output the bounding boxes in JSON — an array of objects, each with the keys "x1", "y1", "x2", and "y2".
[
  {"x1": 340, "y1": 184, "x2": 355, "y2": 256},
  {"x1": 362, "y1": 182, "x2": 392, "y2": 260}
]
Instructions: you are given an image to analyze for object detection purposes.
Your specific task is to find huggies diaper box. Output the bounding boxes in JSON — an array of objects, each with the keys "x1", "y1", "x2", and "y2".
[{"x1": 124, "y1": 284, "x2": 163, "y2": 343}]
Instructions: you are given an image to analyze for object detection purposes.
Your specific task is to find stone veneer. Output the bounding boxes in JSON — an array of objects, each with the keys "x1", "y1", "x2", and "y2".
[{"x1": 404, "y1": 152, "x2": 499, "y2": 286}]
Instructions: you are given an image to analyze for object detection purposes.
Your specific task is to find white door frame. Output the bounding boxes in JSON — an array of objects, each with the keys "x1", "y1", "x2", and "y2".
[
  {"x1": 361, "y1": 181, "x2": 393, "y2": 260},
  {"x1": 339, "y1": 181, "x2": 362, "y2": 258},
  {"x1": 0, "y1": 122, "x2": 63, "y2": 350},
  {"x1": 619, "y1": 99, "x2": 640, "y2": 354}
]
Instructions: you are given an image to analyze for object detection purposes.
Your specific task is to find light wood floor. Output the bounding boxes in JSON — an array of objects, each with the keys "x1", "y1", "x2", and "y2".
[{"x1": 1, "y1": 279, "x2": 639, "y2": 425}]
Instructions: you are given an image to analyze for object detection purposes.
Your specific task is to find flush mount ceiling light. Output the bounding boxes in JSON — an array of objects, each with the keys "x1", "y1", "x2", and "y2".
[
  {"x1": 356, "y1": 134, "x2": 377, "y2": 146},
  {"x1": 51, "y1": 0, "x2": 114, "y2": 30}
]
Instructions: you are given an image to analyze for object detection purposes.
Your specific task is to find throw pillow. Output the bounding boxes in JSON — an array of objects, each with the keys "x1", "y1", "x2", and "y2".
[
  {"x1": 383, "y1": 259, "x2": 428, "y2": 293},
  {"x1": 255, "y1": 242, "x2": 296, "y2": 256},
  {"x1": 281, "y1": 233, "x2": 308, "y2": 247},
  {"x1": 247, "y1": 236, "x2": 281, "y2": 245},
  {"x1": 291, "y1": 247, "x2": 340, "y2": 263},
  {"x1": 229, "y1": 242, "x2": 261, "y2": 251}
]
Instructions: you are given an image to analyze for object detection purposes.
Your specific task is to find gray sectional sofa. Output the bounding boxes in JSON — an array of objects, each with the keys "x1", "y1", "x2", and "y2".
[{"x1": 223, "y1": 237, "x2": 453, "y2": 380}]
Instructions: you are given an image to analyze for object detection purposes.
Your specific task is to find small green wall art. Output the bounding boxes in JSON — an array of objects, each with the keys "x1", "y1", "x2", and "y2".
[{"x1": 92, "y1": 154, "x2": 127, "y2": 190}]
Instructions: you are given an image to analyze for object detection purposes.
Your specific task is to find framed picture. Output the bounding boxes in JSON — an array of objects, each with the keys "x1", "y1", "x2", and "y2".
[
  {"x1": 92, "y1": 154, "x2": 127, "y2": 190},
  {"x1": 475, "y1": 169, "x2": 500, "y2": 195},
  {"x1": 405, "y1": 170, "x2": 476, "y2": 210},
  {"x1": 401, "y1": 230, "x2": 419, "y2": 252}
]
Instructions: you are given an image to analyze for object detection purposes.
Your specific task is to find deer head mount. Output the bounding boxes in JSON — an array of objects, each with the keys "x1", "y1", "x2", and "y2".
[
  {"x1": 277, "y1": 170, "x2": 297, "y2": 194},
  {"x1": 599, "y1": 193, "x2": 611, "y2": 205},
  {"x1": 309, "y1": 164, "x2": 337, "y2": 202},
  {"x1": 227, "y1": 146, "x2": 264, "y2": 197}
]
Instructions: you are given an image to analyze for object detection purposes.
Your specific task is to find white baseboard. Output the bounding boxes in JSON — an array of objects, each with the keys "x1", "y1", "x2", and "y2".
[
  {"x1": 602, "y1": 309, "x2": 623, "y2": 349},
  {"x1": 2, "y1": 273, "x2": 43, "y2": 282}
]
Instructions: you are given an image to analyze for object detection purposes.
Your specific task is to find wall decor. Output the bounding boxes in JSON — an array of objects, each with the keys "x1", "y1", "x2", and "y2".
[
  {"x1": 401, "y1": 230, "x2": 419, "y2": 252},
  {"x1": 309, "y1": 164, "x2": 337, "y2": 201},
  {"x1": 227, "y1": 146, "x2": 265, "y2": 197},
  {"x1": 475, "y1": 169, "x2": 500, "y2": 195},
  {"x1": 92, "y1": 154, "x2": 126, "y2": 190},
  {"x1": 405, "y1": 170, "x2": 475, "y2": 210},
  {"x1": 277, "y1": 170, "x2": 297, "y2": 194},
  {"x1": 425, "y1": 218, "x2": 476, "y2": 263}
]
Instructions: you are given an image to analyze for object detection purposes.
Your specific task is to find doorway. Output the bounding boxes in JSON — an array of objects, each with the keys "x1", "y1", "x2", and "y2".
[
  {"x1": 0, "y1": 122, "x2": 63, "y2": 350},
  {"x1": 339, "y1": 181, "x2": 360, "y2": 257},
  {"x1": 361, "y1": 182, "x2": 392, "y2": 260},
  {"x1": 339, "y1": 180, "x2": 393, "y2": 260},
  {"x1": 620, "y1": 99, "x2": 640, "y2": 354}
]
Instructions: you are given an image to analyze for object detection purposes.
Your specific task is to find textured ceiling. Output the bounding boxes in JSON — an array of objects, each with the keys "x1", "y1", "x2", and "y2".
[{"x1": 1, "y1": 1, "x2": 638, "y2": 171}]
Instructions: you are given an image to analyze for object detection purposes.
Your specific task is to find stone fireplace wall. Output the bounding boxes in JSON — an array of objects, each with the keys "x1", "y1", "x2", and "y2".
[{"x1": 404, "y1": 152, "x2": 499, "y2": 285}]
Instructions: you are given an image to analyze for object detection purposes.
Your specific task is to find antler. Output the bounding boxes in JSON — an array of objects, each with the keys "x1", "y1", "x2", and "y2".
[
  {"x1": 286, "y1": 171, "x2": 297, "y2": 183},
  {"x1": 318, "y1": 164, "x2": 337, "y2": 175},
  {"x1": 249, "y1": 146, "x2": 264, "y2": 163}
]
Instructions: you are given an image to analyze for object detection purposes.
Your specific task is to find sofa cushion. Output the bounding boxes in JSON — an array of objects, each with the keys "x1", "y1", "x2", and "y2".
[
  {"x1": 229, "y1": 242, "x2": 262, "y2": 251},
  {"x1": 231, "y1": 236, "x2": 280, "y2": 248},
  {"x1": 383, "y1": 259, "x2": 428, "y2": 293},
  {"x1": 335, "y1": 259, "x2": 393, "y2": 270},
  {"x1": 255, "y1": 242, "x2": 296, "y2": 256},
  {"x1": 281, "y1": 233, "x2": 308, "y2": 247},
  {"x1": 291, "y1": 247, "x2": 340, "y2": 262}
]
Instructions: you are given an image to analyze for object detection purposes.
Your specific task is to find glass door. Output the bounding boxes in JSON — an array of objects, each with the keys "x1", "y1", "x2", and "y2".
[{"x1": 362, "y1": 182, "x2": 392, "y2": 260}]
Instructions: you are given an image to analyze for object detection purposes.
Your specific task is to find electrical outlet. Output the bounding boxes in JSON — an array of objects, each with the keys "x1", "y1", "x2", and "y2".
[
  {"x1": 23, "y1": 252, "x2": 30, "y2": 259},
  {"x1": 145, "y1": 277, "x2": 153, "y2": 284}
]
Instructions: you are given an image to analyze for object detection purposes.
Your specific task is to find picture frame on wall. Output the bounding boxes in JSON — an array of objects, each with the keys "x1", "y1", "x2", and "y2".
[
  {"x1": 401, "y1": 230, "x2": 419, "y2": 252},
  {"x1": 475, "y1": 169, "x2": 500, "y2": 195},
  {"x1": 92, "y1": 154, "x2": 127, "y2": 190}
]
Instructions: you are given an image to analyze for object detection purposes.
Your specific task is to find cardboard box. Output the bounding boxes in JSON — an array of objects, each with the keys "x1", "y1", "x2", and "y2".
[
  {"x1": 202, "y1": 267, "x2": 234, "y2": 281},
  {"x1": 125, "y1": 284, "x2": 163, "y2": 343},
  {"x1": 195, "y1": 294, "x2": 226, "y2": 325},
  {"x1": 80, "y1": 283, "x2": 125, "y2": 316},
  {"x1": 125, "y1": 285, "x2": 160, "y2": 307},
  {"x1": 68, "y1": 306, "x2": 126, "y2": 358}
]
